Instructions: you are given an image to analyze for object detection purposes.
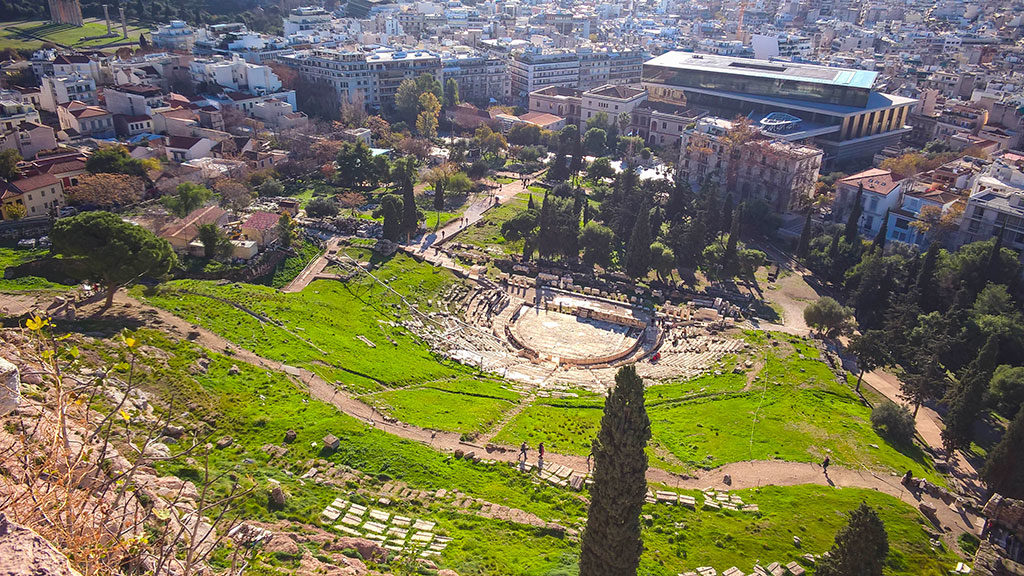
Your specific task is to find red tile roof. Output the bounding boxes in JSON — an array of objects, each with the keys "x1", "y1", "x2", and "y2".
[
  {"x1": 10, "y1": 173, "x2": 59, "y2": 192},
  {"x1": 840, "y1": 168, "x2": 900, "y2": 195},
  {"x1": 242, "y1": 211, "x2": 280, "y2": 231}
]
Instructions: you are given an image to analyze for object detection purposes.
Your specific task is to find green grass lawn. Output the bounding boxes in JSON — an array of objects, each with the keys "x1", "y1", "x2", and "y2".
[
  {"x1": 419, "y1": 192, "x2": 472, "y2": 230},
  {"x1": 365, "y1": 377, "x2": 522, "y2": 435},
  {"x1": 493, "y1": 333, "x2": 942, "y2": 483},
  {"x1": 458, "y1": 193, "x2": 531, "y2": 254},
  {"x1": 0, "y1": 247, "x2": 72, "y2": 292},
  {"x1": 0, "y1": 19, "x2": 147, "y2": 51},
  {"x1": 101, "y1": 330, "x2": 957, "y2": 576},
  {"x1": 639, "y1": 484, "x2": 959, "y2": 576},
  {"x1": 133, "y1": 250, "x2": 468, "y2": 392},
  {"x1": 492, "y1": 393, "x2": 606, "y2": 456}
]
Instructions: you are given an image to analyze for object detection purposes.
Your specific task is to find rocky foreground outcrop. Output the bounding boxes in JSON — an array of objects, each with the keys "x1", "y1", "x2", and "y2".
[{"x1": 0, "y1": 513, "x2": 81, "y2": 576}]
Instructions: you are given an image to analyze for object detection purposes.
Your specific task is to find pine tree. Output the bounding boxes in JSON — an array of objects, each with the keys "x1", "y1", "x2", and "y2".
[
  {"x1": 579, "y1": 365, "x2": 651, "y2": 576},
  {"x1": 844, "y1": 183, "x2": 864, "y2": 243},
  {"x1": 816, "y1": 503, "x2": 889, "y2": 576},
  {"x1": 916, "y1": 242, "x2": 940, "y2": 312},
  {"x1": 942, "y1": 334, "x2": 999, "y2": 453},
  {"x1": 851, "y1": 249, "x2": 889, "y2": 330},
  {"x1": 624, "y1": 200, "x2": 652, "y2": 278},
  {"x1": 982, "y1": 405, "x2": 1024, "y2": 499},
  {"x1": 796, "y1": 210, "x2": 812, "y2": 259}
]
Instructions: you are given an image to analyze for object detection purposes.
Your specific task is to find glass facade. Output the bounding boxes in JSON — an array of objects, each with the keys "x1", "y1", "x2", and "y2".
[{"x1": 643, "y1": 64, "x2": 871, "y2": 108}]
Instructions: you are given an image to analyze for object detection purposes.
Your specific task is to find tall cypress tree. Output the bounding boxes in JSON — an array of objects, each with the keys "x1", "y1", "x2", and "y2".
[
  {"x1": 816, "y1": 503, "x2": 889, "y2": 576},
  {"x1": 723, "y1": 204, "x2": 741, "y2": 274},
  {"x1": 872, "y1": 210, "x2": 889, "y2": 252},
  {"x1": 986, "y1": 225, "x2": 1007, "y2": 284},
  {"x1": 844, "y1": 183, "x2": 864, "y2": 243},
  {"x1": 721, "y1": 193, "x2": 734, "y2": 236},
  {"x1": 982, "y1": 405, "x2": 1024, "y2": 499},
  {"x1": 624, "y1": 200, "x2": 652, "y2": 278},
  {"x1": 579, "y1": 365, "x2": 651, "y2": 576},
  {"x1": 796, "y1": 210, "x2": 812, "y2": 259},
  {"x1": 942, "y1": 334, "x2": 999, "y2": 453},
  {"x1": 916, "y1": 242, "x2": 940, "y2": 312}
]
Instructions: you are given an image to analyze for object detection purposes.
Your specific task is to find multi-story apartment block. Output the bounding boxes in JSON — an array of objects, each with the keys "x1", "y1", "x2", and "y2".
[
  {"x1": 39, "y1": 74, "x2": 97, "y2": 112},
  {"x1": 678, "y1": 117, "x2": 823, "y2": 213},
  {"x1": 441, "y1": 53, "x2": 509, "y2": 105},
  {"x1": 751, "y1": 33, "x2": 813, "y2": 60},
  {"x1": 959, "y1": 161, "x2": 1024, "y2": 252},
  {"x1": 283, "y1": 7, "x2": 333, "y2": 36},
  {"x1": 511, "y1": 48, "x2": 643, "y2": 103},
  {"x1": 279, "y1": 48, "x2": 440, "y2": 111},
  {"x1": 104, "y1": 84, "x2": 165, "y2": 117},
  {"x1": 281, "y1": 49, "x2": 374, "y2": 106},
  {"x1": 510, "y1": 50, "x2": 580, "y2": 103},
  {"x1": 189, "y1": 56, "x2": 283, "y2": 96},
  {"x1": 152, "y1": 20, "x2": 197, "y2": 52},
  {"x1": 0, "y1": 100, "x2": 42, "y2": 132},
  {"x1": 367, "y1": 49, "x2": 442, "y2": 110}
]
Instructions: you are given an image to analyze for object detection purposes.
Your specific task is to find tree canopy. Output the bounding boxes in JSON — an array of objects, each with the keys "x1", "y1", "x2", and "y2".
[{"x1": 51, "y1": 211, "x2": 176, "y2": 307}]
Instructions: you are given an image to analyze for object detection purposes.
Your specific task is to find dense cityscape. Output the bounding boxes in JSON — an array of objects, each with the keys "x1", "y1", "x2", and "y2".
[{"x1": 0, "y1": 0, "x2": 1023, "y2": 575}]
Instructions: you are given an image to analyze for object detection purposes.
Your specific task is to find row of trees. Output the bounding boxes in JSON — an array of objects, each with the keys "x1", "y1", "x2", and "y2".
[{"x1": 797, "y1": 207, "x2": 1024, "y2": 497}]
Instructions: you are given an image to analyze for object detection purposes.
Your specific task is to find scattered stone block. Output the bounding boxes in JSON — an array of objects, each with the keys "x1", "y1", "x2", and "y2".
[
  {"x1": 215, "y1": 436, "x2": 233, "y2": 449},
  {"x1": 369, "y1": 509, "x2": 390, "y2": 522},
  {"x1": 341, "y1": 514, "x2": 362, "y2": 526},
  {"x1": 392, "y1": 516, "x2": 411, "y2": 527},
  {"x1": 322, "y1": 434, "x2": 340, "y2": 452},
  {"x1": 321, "y1": 506, "x2": 342, "y2": 522},
  {"x1": 786, "y1": 561, "x2": 805, "y2": 576},
  {"x1": 723, "y1": 568, "x2": 745, "y2": 576},
  {"x1": 335, "y1": 525, "x2": 362, "y2": 537},
  {"x1": 363, "y1": 521, "x2": 386, "y2": 534},
  {"x1": 284, "y1": 429, "x2": 297, "y2": 443},
  {"x1": 411, "y1": 531, "x2": 434, "y2": 543},
  {"x1": 412, "y1": 520, "x2": 436, "y2": 531}
]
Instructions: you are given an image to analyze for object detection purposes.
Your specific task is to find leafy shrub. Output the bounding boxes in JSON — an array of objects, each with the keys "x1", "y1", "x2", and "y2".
[
  {"x1": 306, "y1": 197, "x2": 339, "y2": 219},
  {"x1": 871, "y1": 402, "x2": 916, "y2": 446},
  {"x1": 958, "y1": 532, "x2": 980, "y2": 556}
]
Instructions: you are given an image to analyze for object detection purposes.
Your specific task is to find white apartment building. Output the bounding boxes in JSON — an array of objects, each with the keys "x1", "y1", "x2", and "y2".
[
  {"x1": 39, "y1": 74, "x2": 97, "y2": 112},
  {"x1": 283, "y1": 7, "x2": 333, "y2": 36},
  {"x1": 189, "y1": 56, "x2": 283, "y2": 96},
  {"x1": 959, "y1": 161, "x2": 1024, "y2": 252},
  {"x1": 104, "y1": 84, "x2": 165, "y2": 117},
  {"x1": 441, "y1": 52, "x2": 509, "y2": 105},
  {"x1": 510, "y1": 50, "x2": 580, "y2": 102},
  {"x1": 0, "y1": 100, "x2": 42, "y2": 132},
  {"x1": 751, "y1": 33, "x2": 813, "y2": 60},
  {"x1": 279, "y1": 48, "x2": 440, "y2": 110},
  {"x1": 151, "y1": 20, "x2": 197, "y2": 52}
]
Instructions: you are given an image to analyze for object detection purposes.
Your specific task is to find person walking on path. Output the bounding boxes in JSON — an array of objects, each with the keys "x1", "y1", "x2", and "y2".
[
  {"x1": 519, "y1": 441, "x2": 528, "y2": 463},
  {"x1": 822, "y1": 456, "x2": 830, "y2": 475},
  {"x1": 538, "y1": 442, "x2": 545, "y2": 470}
]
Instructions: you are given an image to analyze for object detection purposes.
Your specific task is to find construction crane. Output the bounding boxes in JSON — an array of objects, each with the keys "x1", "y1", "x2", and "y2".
[{"x1": 735, "y1": 0, "x2": 748, "y2": 40}]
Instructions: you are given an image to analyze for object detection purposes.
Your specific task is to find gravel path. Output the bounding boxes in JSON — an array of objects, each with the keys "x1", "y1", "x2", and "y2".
[{"x1": 70, "y1": 291, "x2": 979, "y2": 544}]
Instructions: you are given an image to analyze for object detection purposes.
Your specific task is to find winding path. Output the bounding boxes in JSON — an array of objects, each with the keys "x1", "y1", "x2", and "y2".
[{"x1": 68, "y1": 290, "x2": 982, "y2": 545}]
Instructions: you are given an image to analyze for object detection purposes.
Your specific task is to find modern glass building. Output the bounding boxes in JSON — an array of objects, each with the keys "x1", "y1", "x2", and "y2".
[{"x1": 642, "y1": 52, "x2": 917, "y2": 165}]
